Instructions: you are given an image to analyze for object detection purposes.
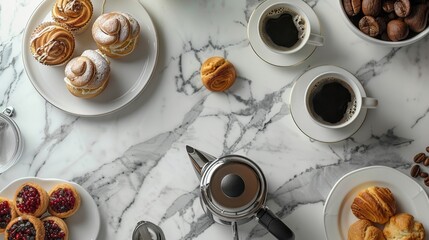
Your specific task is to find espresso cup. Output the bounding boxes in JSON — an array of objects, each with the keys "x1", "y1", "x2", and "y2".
[
  {"x1": 258, "y1": 3, "x2": 324, "y2": 54},
  {"x1": 305, "y1": 72, "x2": 377, "y2": 129}
]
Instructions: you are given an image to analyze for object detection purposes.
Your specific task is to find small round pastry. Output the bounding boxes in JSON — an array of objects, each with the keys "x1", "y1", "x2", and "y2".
[
  {"x1": 0, "y1": 197, "x2": 17, "y2": 233},
  {"x1": 200, "y1": 56, "x2": 236, "y2": 92},
  {"x1": 92, "y1": 11, "x2": 140, "y2": 58},
  {"x1": 351, "y1": 186, "x2": 396, "y2": 224},
  {"x1": 383, "y1": 213, "x2": 425, "y2": 240},
  {"x1": 64, "y1": 49, "x2": 111, "y2": 98},
  {"x1": 52, "y1": 0, "x2": 94, "y2": 34},
  {"x1": 348, "y1": 219, "x2": 385, "y2": 240},
  {"x1": 4, "y1": 215, "x2": 45, "y2": 240},
  {"x1": 48, "y1": 183, "x2": 81, "y2": 218},
  {"x1": 14, "y1": 182, "x2": 49, "y2": 217},
  {"x1": 42, "y1": 216, "x2": 69, "y2": 240},
  {"x1": 30, "y1": 22, "x2": 75, "y2": 66}
]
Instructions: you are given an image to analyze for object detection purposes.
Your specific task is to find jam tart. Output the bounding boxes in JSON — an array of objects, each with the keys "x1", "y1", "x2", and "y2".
[
  {"x1": 4, "y1": 215, "x2": 45, "y2": 240},
  {"x1": 48, "y1": 183, "x2": 81, "y2": 218},
  {"x1": 14, "y1": 182, "x2": 49, "y2": 217},
  {"x1": 0, "y1": 197, "x2": 17, "y2": 233},
  {"x1": 42, "y1": 216, "x2": 69, "y2": 240}
]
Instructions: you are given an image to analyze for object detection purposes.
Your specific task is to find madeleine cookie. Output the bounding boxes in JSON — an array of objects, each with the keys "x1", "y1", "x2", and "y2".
[
  {"x1": 30, "y1": 22, "x2": 75, "y2": 66},
  {"x1": 351, "y1": 186, "x2": 396, "y2": 224},
  {"x1": 4, "y1": 215, "x2": 45, "y2": 240},
  {"x1": 14, "y1": 182, "x2": 49, "y2": 217},
  {"x1": 383, "y1": 213, "x2": 425, "y2": 240},
  {"x1": 43, "y1": 216, "x2": 69, "y2": 240},
  {"x1": 48, "y1": 183, "x2": 81, "y2": 218},
  {"x1": 92, "y1": 12, "x2": 140, "y2": 58},
  {"x1": 0, "y1": 197, "x2": 17, "y2": 233},
  {"x1": 64, "y1": 49, "x2": 111, "y2": 98},
  {"x1": 52, "y1": 0, "x2": 94, "y2": 34},
  {"x1": 200, "y1": 56, "x2": 236, "y2": 92}
]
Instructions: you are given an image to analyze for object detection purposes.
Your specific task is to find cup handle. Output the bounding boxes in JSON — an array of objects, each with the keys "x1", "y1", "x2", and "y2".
[
  {"x1": 362, "y1": 97, "x2": 378, "y2": 108},
  {"x1": 307, "y1": 33, "x2": 324, "y2": 46}
]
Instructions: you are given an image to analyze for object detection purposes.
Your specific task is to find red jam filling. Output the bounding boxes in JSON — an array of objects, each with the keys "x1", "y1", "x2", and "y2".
[
  {"x1": 44, "y1": 220, "x2": 66, "y2": 240},
  {"x1": 49, "y1": 188, "x2": 76, "y2": 213},
  {"x1": 0, "y1": 201, "x2": 12, "y2": 229},
  {"x1": 16, "y1": 185, "x2": 41, "y2": 214},
  {"x1": 7, "y1": 220, "x2": 36, "y2": 240}
]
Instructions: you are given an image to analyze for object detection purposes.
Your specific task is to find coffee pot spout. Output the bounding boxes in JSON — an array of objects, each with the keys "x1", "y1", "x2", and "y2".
[{"x1": 186, "y1": 145, "x2": 216, "y2": 179}]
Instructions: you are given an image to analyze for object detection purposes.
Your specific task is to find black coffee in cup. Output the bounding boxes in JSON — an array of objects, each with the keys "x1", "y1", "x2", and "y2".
[
  {"x1": 262, "y1": 7, "x2": 306, "y2": 50},
  {"x1": 309, "y1": 78, "x2": 356, "y2": 124}
]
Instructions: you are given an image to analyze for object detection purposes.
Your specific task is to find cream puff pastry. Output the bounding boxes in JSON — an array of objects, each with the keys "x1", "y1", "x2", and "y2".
[
  {"x1": 48, "y1": 183, "x2": 81, "y2": 218},
  {"x1": 64, "y1": 49, "x2": 110, "y2": 98},
  {"x1": 14, "y1": 182, "x2": 49, "y2": 217},
  {"x1": 0, "y1": 197, "x2": 17, "y2": 233},
  {"x1": 92, "y1": 11, "x2": 140, "y2": 58}
]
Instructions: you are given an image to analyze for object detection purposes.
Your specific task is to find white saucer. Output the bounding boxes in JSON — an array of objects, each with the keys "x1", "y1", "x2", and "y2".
[
  {"x1": 247, "y1": 0, "x2": 321, "y2": 66},
  {"x1": 289, "y1": 65, "x2": 367, "y2": 142},
  {"x1": 323, "y1": 166, "x2": 429, "y2": 240}
]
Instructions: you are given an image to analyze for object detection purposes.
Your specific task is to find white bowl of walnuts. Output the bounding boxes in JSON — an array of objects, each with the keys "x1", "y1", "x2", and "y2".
[{"x1": 339, "y1": 0, "x2": 429, "y2": 46}]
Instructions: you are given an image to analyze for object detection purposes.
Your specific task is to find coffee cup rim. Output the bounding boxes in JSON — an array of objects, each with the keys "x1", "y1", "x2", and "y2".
[
  {"x1": 305, "y1": 72, "x2": 364, "y2": 129},
  {"x1": 257, "y1": 3, "x2": 311, "y2": 54}
]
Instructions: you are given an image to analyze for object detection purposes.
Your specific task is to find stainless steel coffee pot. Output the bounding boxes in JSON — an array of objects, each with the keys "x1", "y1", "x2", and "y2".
[{"x1": 186, "y1": 145, "x2": 294, "y2": 240}]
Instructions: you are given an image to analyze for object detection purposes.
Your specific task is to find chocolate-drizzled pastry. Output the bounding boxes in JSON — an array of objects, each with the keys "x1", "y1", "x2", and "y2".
[{"x1": 52, "y1": 0, "x2": 94, "y2": 34}]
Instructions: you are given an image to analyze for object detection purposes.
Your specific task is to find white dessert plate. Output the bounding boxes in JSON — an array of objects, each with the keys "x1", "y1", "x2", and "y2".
[
  {"x1": 289, "y1": 65, "x2": 367, "y2": 143},
  {"x1": 22, "y1": 0, "x2": 158, "y2": 116},
  {"x1": 0, "y1": 177, "x2": 100, "y2": 240},
  {"x1": 247, "y1": 0, "x2": 321, "y2": 66},
  {"x1": 323, "y1": 166, "x2": 429, "y2": 240}
]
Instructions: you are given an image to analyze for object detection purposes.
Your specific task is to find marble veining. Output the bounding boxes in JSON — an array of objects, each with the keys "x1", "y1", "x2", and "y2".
[{"x1": 1, "y1": 0, "x2": 429, "y2": 239}]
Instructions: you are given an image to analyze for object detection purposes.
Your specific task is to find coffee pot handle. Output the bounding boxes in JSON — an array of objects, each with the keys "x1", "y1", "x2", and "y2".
[{"x1": 257, "y1": 208, "x2": 295, "y2": 240}]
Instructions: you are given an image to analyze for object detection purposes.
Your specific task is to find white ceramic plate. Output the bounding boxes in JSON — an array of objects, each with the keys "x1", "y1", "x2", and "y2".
[
  {"x1": 324, "y1": 166, "x2": 429, "y2": 240},
  {"x1": 22, "y1": 0, "x2": 158, "y2": 116},
  {"x1": 289, "y1": 65, "x2": 368, "y2": 143},
  {"x1": 0, "y1": 177, "x2": 100, "y2": 240},
  {"x1": 247, "y1": 0, "x2": 321, "y2": 66}
]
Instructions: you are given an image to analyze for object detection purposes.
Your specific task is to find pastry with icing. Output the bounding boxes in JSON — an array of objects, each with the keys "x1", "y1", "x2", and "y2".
[
  {"x1": 64, "y1": 49, "x2": 110, "y2": 98},
  {"x1": 4, "y1": 215, "x2": 45, "y2": 240},
  {"x1": 0, "y1": 197, "x2": 17, "y2": 233},
  {"x1": 92, "y1": 11, "x2": 140, "y2": 58},
  {"x1": 48, "y1": 183, "x2": 81, "y2": 218},
  {"x1": 52, "y1": 0, "x2": 93, "y2": 34},
  {"x1": 42, "y1": 216, "x2": 69, "y2": 240},
  {"x1": 14, "y1": 182, "x2": 49, "y2": 217},
  {"x1": 30, "y1": 22, "x2": 75, "y2": 66}
]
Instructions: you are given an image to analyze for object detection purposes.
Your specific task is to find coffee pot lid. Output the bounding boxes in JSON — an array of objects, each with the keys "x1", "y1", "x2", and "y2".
[
  {"x1": 0, "y1": 107, "x2": 23, "y2": 173},
  {"x1": 200, "y1": 155, "x2": 266, "y2": 221}
]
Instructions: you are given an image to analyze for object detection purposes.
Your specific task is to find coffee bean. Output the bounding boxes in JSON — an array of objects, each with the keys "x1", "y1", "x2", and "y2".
[
  {"x1": 411, "y1": 165, "x2": 421, "y2": 177},
  {"x1": 424, "y1": 157, "x2": 429, "y2": 166},
  {"x1": 425, "y1": 177, "x2": 429, "y2": 186},
  {"x1": 420, "y1": 172, "x2": 429, "y2": 178},
  {"x1": 414, "y1": 152, "x2": 426, "y2": 163},
  {"x1": 426, "y1": 146, "x2": 429, "y2": 153}
]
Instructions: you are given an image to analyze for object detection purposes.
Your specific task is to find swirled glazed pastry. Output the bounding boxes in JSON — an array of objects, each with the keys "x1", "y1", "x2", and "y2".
[
  {"x1": 64, "y1": 50, "x2": 110, "y2": 98},
  {"x1": 351, "y1": 186, "x2": 396, "y2": 224},
  {"x1": 48, "y1": 183, "x2": 81, "y2": 218},
  {"x1": 14, "y1": 182, "x2": 49, "y2": 217},
  {"x1": 42, "y1": 216, "x2": 69, "y2": 240},
  {"x1": 92, "y1": 12, "x2": 140, "y2": 58},
  {"x1": 201, "y1": 56, "x2": 236, "y2": 92},
  {"x1": 52, "y1": 0, "x2": 93, "y2": 34},
  {"x1": 4, "y1": 215, "x2": 45, "y2": 240},
  {"x1": 0, "y1": 197, "x2": 17, "y2": 233},
  {"x1": 30, "y1": 22, "x2": 75, "y2": 66}
]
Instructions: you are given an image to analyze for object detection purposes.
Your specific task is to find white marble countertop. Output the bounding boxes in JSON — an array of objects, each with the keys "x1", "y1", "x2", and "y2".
[{"x1": 1, "y1": 0, "x2": 429, "y2": 239}]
